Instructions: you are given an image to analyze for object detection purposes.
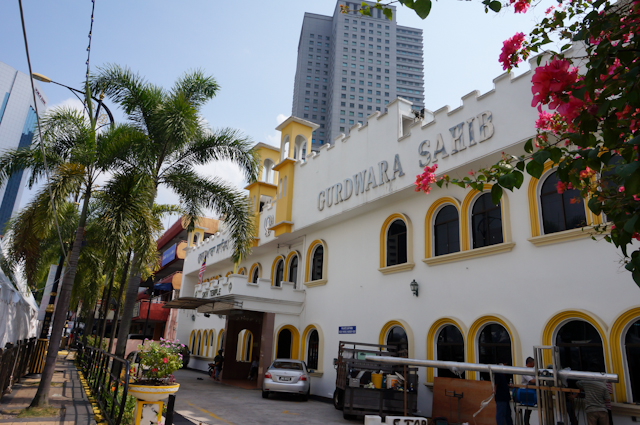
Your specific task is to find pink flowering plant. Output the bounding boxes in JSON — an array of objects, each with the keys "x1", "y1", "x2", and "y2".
[{"x1": 134, "y1": 338, "x2": 184, "y2": 385}]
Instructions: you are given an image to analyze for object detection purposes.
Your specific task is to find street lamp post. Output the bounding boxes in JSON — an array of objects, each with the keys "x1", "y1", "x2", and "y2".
[{"x1": 31, "y1": 72, "x2": 114, "y2": 128}]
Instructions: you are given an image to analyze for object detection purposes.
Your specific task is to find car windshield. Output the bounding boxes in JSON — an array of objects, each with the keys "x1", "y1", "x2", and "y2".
[{"x1": 272, "y1": 361, "x2": 303, "y2": 370}]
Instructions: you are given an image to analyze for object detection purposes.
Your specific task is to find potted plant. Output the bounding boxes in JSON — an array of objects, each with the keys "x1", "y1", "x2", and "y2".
[{"x1": 128, "y1": 338, "x2": 184, "y2": 402}]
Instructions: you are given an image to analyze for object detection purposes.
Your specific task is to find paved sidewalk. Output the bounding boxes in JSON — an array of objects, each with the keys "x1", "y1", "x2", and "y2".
[{"x1": 0, "y1": 351, "x2": 95, "y2": 425}]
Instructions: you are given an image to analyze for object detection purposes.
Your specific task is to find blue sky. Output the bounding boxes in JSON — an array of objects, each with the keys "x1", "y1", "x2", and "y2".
[{"x1": 1, "y1": 0, "x2": 551, "y2": 226}]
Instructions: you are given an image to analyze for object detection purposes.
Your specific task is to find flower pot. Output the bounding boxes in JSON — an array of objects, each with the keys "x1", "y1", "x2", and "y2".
[{"x1": 128, "y1": 383, "x2": 180, "y2": 402}]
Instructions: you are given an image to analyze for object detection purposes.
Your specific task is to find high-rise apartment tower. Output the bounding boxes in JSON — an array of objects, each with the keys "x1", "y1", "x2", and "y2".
[
  {"x1": 292, "y1": 1, "x2": 424, "y2": 150},
  {"x1": 0, "y1": 62, "x2": 48, "y2": 233}
]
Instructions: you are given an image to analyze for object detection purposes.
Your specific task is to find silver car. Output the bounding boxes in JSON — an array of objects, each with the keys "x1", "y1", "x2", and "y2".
[{"x1": 262, "y1": 359, "x2": 310, "y2": 401}]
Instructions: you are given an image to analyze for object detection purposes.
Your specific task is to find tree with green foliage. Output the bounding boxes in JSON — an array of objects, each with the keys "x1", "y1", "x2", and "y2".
[
  {"x1": 0, "y1": 104, "x2": 139, "y2": 407},
  {"x1": 89, "y1": 65, "x2": 260, "y2": 360}
]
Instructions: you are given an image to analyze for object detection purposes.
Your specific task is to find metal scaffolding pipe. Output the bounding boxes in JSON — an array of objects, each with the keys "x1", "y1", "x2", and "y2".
[{"x1": 365, "y1": 356, "x2": 618, "y2": 383}]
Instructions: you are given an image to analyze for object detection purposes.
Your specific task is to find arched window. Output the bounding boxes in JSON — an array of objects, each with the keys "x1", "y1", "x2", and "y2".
[
  {"x1": 189, "y1": 331, "x2": 196, "y2": 354},
  {"x1": 307, "y1": 330, "x2": 319, "y2": 370},
  {"x1": 386, "y1": 326, "x2": 409, "y2": 358},
  {"x1": 437, "y1": 325, "x2": 465, "y2": 379},
  {"x1": 288, "y1": 255, "x2": 299, "y2": 287},
  {"x1": 193, "y1": 233, "x2": 199, "y2": 245},
  {"x1": 274, "y1": 258, "x2": 284, "y2": 287},
  {"x1": 386, "y1": 220, "x2": 408, "y2": 266},
  {"x1": 478, "y1": 324, "x2": 512, "y2": 381},
  {"x1": 282, "y1": 138, "x2": 290, "y2": 160},
  {"x1": 311, "y1": 245, "x2": 324, "y2": 281},
  {"x1": 472, "y1": 193, "x2": 503, "y2": 248},
  {"x1": 294, "y1": 135, "x2": 307, "y2": 161},
  {"x1": 540, "y1": 171, "x2": 586, "y2": 234},
  {"x1": 263, "y1": 159, "x2": 275, "y2": 184},
  {"x1": 625, "y1": 319, "x2": 640, "y2": 402},
  {"x1": 238, "y1": 267, "x2": 246, "y2": 276},
  {"x1": 434, "y1": 205, "x2": 460, "y2": 256},
  {"x1": 218, "y1": 330, "x2": 225, "y2": 353},
  {"x1": 203, "y1": 331, "x2": 209, "y2": 356},
  {"x1": 249, "y1": 263, "x2": 261, "y2": 283},
  {"x1": 209, "y1": 329, "x2": 216, "y2": 357},
  {"x1": 277, "y1": 328, "x2": 293, "y2": 359},
  {"x1": 556, "y1": 320, "x2": 606, "y2": 372},
  {"x1": 196, "y1": 331, "x2": 202, "y2": 356}
]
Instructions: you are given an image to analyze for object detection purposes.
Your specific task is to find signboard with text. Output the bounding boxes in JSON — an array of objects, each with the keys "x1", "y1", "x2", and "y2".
[
  {"x1": 339, "y1": 326, "x2": 356, "y2": 334},
  {"x1": 161, "y1": 243, "x2": 177, "y2": 267}
]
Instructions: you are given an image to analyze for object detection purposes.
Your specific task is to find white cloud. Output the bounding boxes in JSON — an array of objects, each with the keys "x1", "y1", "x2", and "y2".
[
  {"x1": 46, "y1": 97, "x2": 86, "y2": 114},
  {"x1": 262, "y1": 113, "x2": 288, "y2": 147},
  {"x1": 276, "y1": 113, "x2": 287, "y2": 125}
]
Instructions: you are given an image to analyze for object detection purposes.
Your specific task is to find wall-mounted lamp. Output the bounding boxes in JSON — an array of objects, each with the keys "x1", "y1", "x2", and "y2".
[{"x1": 410, "y1": 279, "x2": 419, "y2": 297}]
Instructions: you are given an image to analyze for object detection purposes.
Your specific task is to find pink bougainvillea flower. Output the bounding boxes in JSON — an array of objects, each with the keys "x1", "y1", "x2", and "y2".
[
  {"x1": 499, "y1": 32, "x2": 526, "y2": 70},
  {"x1": 531, "y1": 57, "x2": 579, "y2": 108},
  {"x1": 163, "y1": 357, "x2": 168, "y2": 364},
  {"x1": 414, "y1": 163, "x2": 438, "y2": 195},
  {"x1": 556, "y1": 181, "x2": 567, "y2": 194},
  {"x1": 619, "y1": 186, "x2": 625, "y2": 192},
  {"x1": 511, "y1": 0, "x2": 531, "y2": 13}
]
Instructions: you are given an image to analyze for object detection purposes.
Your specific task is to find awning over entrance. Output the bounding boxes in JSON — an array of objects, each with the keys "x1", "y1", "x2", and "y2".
[
  {"x1": 168, "y1": 274, "x2": 305, "y2": 316},
  {"x1": 163, "y1": 297, "x2": 212, "y2": 310},
  {"x1": 162, "y1": 296, "x2": 243, "y2": 315}
]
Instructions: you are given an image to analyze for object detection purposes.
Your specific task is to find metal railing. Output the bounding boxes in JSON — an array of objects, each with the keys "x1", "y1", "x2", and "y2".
[
  {"x1": 0, "y1": 337, "x2": 36, "y2": 397},
  {"x1": 77, "y1": 344, "x2": 130, "y2": 425}
]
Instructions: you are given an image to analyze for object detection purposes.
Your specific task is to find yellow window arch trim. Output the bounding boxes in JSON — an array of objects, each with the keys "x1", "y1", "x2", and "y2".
[
  {"x1": 270, "y1": 255, "x2": 286, "y2": 286},
  {"x1": 195, "y1": 330, "x2": 203, "y2": 356},
  {"x1": 541, "y1": 309, "x2": 611, "y2": 377},
  {"x1": 424, "y1": 198, "x2": 462, "y2": 260},
  {"x1": 461, "y1": 184, "x2": 513, "y2": 251},
  {"x1": 225, "y1": 271, "x2": 233, "y2": 277},
  {"x1": 301, "y1": 324, "x2": 325, "y2": 375},
  {"x1": 379, "y1": 213, "x2": 415, "y2": 274},
  {"x1": 378, "y1": 319, "x2": 415, "y2": 359},
  {"x1": 238, "y1": 267, "x2": 247, "y2": 276},
  {"x1": 284, "y1": 251, "x2": 301, "y2": 282},
  {"x1": 206, "y1": 329, "x2": 217, "y2": 358},
  {"x1": 610, "y1": 306, "x2": 640, "y2": 403},
  {"x1": 189, "y1": 330, "x2": 196, "y2": 353},
  {"x1": 274, "y1": 324, "x2": 300, "y2": 360},
  {"x1": 467, "y1": 315, "x2": 522, "y2": 380},
  {"x1": 202, "y1": 330, "x2": 210, "y2": 356},
  {"x1": 241, "y1": 330, "x2": 254, "y2": 362},
  {"x1": 305, "y1": 239, "x2": 328, "y2": 287},
  {"x1": 528, "y1": 163, "x2": 602, "y2": 244},
  {"x1": 248, "y1": 263, "x2": 262, "y2": 283},
  {"x1": 217, "y1": 329, "x2": 225, "y2": 353},
  {"x1": 426, "y1": 317, "x2": 468, "y2": 383}
]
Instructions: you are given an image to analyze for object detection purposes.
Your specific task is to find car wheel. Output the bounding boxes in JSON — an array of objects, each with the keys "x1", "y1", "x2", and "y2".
[
  {"x1": 301, "y1": 388, "x2": 310, "y2": 401},
  {"x1": 262, "y1": 390, "x2": 269, "y2": 399}
]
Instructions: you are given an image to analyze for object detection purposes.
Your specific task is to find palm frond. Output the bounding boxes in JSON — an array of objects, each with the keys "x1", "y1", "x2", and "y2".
[
  {"x1": 172, "y1": 69, "x2": 219, "y2": 109},
  {"x1": 163, "y1": 169, "x2": 255, "y2": 262},
  {"x1": 162, "y1": 127, "x2": 259, "y2": 183}
]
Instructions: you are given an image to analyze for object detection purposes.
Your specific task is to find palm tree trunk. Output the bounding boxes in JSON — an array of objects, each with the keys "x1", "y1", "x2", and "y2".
[
  {"x1": 82, "y1": 300, "x2": 98, "y2": 347},
  {"x1": 113, "y1": 188, "x2": 157, "y2": 362},
  {"x1": 108, "y1": 249, "x2": 131, "y2": 354},
  {"x1": 30, "y1": 188, "x2": 92, "y2": 408},
  {"x1": 113, "y1": 253, "x2": 142, "y2": 361},
  {"x1": 98, "y1": 271, "x2": 115, "y2": 350}
]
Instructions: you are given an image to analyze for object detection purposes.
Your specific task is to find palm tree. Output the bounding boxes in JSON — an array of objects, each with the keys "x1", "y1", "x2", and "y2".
[
  {"x1": 90, "y1": 65, "x2": 259, "y2": 360},
  {"x1": 0, "y1": 105, "x2": 142, "y2": 407}
]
